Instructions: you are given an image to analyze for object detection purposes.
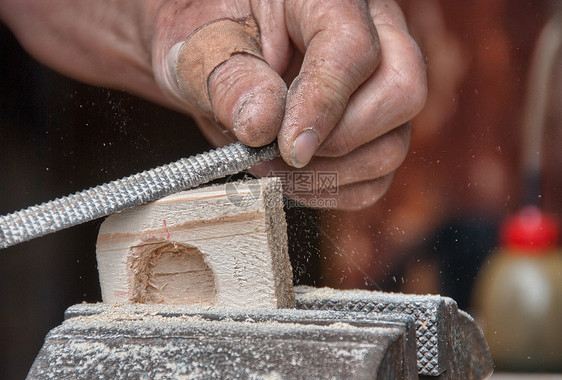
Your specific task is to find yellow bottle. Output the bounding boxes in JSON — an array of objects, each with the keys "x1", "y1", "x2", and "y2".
[{"x1": 473, "y1": 206, "x2": 562, "y2": 371}]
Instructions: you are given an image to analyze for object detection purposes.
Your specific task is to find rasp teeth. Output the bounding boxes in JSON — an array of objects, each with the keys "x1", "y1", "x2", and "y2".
[{"x1": 0, "y1": 142, "x2": 279, "y2": 249}]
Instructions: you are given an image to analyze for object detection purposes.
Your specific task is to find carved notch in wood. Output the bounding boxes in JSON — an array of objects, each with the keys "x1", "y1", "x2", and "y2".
[{"x1": 128, "y1": 241, "x2": 216, "y2": 306}]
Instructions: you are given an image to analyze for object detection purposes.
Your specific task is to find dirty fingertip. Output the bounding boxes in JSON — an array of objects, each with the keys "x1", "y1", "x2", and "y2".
[{"x1": 233, "y1": 83, "x2": 286, "y2": 146}]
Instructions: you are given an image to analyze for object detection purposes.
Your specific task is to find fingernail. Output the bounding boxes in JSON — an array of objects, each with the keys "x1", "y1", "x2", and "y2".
[
  {"x1": 292, "y1": 128, "x2": 319, "y2": 168},
  {"x1": 164, "y1": 42, "x2": 187, "y2": 102}
]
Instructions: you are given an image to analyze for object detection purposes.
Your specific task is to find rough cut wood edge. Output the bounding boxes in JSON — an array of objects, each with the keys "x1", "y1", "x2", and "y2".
[{"x1": 96, "y1": 177, "x2": 294, "y2": 309}]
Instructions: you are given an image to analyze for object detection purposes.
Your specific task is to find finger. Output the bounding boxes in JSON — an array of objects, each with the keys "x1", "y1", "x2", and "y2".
[
  {"x1": 318, "y1": 4, "x2": 427, "y2": 156},
  {"x1": 252, "y1": 123, "x2": 410, "y2": 188},
  {"x1": 208, "y1": 54, "x2": 287, "y2": 146},
  {"x1": 279, "y1": 0, "x2": 381, "y2": 167},
  {"x1": 313, "y1": 122, "x2": 410, "y2": 186},
  {"x1": 170, "y1": 16, "x2": 287, "y2": 147}
]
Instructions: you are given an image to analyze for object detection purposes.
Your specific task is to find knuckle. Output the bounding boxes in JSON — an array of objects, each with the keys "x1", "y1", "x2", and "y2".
[
  {"x1": 304, "y1": 68, "x2": 354, "y2": 105},
  {"x1": 377, "y1": 124, "x2": 411, "y2": 174},
  {"x1": 343, "y1": 25, "x2": 379, "y2": 59},
  {"x1": 368, "y1": 174, "x2": 394, "y2": 203},
  {"x1": 406, "y1": 69, "x2": 428, "y2": 117},
  {"x1": 336, "y1": 25, "x2": 381, "y2": 83},
  {"x1": 395, "y1": 40, "x2": 428, "y2": 118},
  {"x1": 320, "y1": 128, "x2": 356, "y2": 157},
  {"x1": 393, "y1": 123, "x2": 412, "y2": 160},
  {"x1": 208, "y1": 61, "x2": 246, "y2": 111},
  {"x1": 292, "y1": 69, "x2": 350, "y2": 125},
  {"x1": 354, "y1": 125, "x2": 410, "y2": 180},
  {"x1": 363, "y1": 175, "x2": 394, "y2": 205}
]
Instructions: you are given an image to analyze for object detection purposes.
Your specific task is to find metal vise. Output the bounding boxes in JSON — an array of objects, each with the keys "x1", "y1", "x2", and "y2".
[{"x1": 28, "y1": 286, "x2": 492, "y2": 379}]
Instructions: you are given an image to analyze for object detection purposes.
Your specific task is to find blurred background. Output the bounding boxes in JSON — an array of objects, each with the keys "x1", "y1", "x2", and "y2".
[{"x1": 1, "y1": 0, "x2": 561, "y2": 378}]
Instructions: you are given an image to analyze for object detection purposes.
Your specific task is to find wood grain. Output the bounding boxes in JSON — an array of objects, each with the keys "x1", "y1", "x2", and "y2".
[{"x1": 96, "y1": 177, "x2": 294, "y2": 309}]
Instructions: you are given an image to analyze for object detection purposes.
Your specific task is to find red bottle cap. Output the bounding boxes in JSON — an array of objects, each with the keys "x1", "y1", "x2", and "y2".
[{"x1": 500, "y1": 206, "x2": 560, "y2": 254}]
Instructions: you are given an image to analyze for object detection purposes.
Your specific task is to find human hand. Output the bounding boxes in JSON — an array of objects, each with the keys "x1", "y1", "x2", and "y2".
[{"x1": 1, "y1": 0, "x2": 426, "y2": 209}]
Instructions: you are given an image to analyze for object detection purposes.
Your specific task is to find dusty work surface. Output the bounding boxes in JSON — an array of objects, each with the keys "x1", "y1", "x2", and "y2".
[{"x1": 28, "y1": 304, "x2": 417, "y2": 379}]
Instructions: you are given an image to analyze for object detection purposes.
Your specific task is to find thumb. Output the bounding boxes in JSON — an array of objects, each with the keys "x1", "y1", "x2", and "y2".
[{"x1": 170, "y1": 16, "x2": 287, "y2": 147}]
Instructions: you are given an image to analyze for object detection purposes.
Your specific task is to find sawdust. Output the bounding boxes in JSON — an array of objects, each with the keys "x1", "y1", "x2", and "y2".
[
  {"x1": 294, "y1": 284, "x2": 443, "y2": 304},
  {"x1": 31, "y1": 302, "x2": 402, "y2": 378}
]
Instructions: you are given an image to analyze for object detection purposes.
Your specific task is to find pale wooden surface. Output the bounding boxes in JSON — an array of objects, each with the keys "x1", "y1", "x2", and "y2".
[{"x1": 96, "y1": 177, "x2": 294, "y2": 309}]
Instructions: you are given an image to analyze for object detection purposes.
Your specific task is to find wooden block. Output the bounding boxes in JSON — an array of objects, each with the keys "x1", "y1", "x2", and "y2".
[{"x1": 96, "y1": 177, "x2": 294, "y2": 309}]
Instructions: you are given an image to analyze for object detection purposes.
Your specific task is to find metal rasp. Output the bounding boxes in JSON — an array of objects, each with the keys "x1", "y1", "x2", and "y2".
[{"x1": 0, "y1": 142, "x2": 279, "y2": 249}]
